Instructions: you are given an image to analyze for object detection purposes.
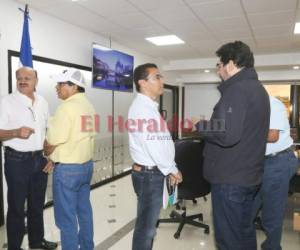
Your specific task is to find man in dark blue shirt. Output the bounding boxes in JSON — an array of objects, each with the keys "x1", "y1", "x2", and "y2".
[{"x1": 194, "y1": 41, "x2": 270, "y2": 250}]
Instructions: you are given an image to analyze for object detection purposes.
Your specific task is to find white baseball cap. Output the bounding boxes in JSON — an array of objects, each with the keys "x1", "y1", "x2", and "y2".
[{"x1": 51, "y1": 68, "x2": 86, "y2": 88}]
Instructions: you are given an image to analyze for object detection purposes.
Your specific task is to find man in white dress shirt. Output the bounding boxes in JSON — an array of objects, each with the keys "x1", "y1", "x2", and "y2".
[
  {"x1": 0, "y1": 67, "x2": 57, "y2": 250},
  {"x1": 128, "y1": 63, "x2": 182, "y2": 250}
]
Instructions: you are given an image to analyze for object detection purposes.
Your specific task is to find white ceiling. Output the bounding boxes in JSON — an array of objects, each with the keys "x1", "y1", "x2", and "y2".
[{"x1": 14, "y1": 0, "x2": 300, "y2": 81}]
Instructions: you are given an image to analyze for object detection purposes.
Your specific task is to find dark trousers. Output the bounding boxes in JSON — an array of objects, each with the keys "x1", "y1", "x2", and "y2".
[
  {"x1": 252, "y1": 150, "x2": 298, "y2": 250},
  {"x1": 131, "y1": 168, "x2": 164, "y2": 250},
  {"x1": 4, "y1": 149, "x2": 48, "y2": 250},
  {"x1": 211, "y1": 183, "x2": 258, "y2": 250}
]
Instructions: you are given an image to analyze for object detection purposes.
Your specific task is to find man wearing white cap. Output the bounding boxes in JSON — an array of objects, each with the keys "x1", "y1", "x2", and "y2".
[{"x1": 44, "y1": 68, "x2": 96, "y2": 250}]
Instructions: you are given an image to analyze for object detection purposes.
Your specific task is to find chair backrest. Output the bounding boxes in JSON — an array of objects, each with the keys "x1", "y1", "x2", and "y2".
[{"x1": 175, "y1": 139, "x2": 210, "y2": 200}]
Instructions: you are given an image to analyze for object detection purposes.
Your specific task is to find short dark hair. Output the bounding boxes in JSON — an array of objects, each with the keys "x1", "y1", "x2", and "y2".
[
  {"x1": 133, "y1": 63, "x2": 158, "y2": 92},
  {"x1": 216, "y1": 41, "x2": 254, "y2": 68}
]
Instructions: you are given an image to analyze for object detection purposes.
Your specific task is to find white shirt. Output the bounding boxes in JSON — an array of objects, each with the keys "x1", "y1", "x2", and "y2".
[
  {"x1": 128, "y1": 93, "x2": 178, "y2": 176},
  {"x1": 0, "y1": 91, "x2": 49, "y2": 151},
  {"x1": 266, "y1": 96, "x2": 293, "y2": 155}
]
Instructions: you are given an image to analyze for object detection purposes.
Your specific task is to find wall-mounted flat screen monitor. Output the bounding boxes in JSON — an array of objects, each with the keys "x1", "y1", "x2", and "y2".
[{"x1": 92, "y1": 43, "x2": 134, "y2": 92}]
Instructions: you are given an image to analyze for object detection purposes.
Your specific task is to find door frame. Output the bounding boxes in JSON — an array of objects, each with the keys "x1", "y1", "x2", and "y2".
[
  {"x1": 0, "y1": 149, "x2": 4, "y2": 226},
  {"x1": 159, "y1": 84, "x2": 179, "y2": 140}
]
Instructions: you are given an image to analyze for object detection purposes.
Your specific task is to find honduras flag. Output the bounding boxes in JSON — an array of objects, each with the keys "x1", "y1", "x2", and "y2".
[{"x1": 19, "y1": 4, "x2": 33, "y2": 68}]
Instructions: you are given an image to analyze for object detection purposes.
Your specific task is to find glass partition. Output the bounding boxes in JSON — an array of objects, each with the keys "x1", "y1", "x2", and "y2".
[{"x1": 113, "y1": 91, "x2": 134, "y2": 175}]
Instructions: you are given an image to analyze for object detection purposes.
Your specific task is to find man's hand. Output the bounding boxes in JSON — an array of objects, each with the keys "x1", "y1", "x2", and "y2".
[
  {"x1": 170, "y1": 171, "x2": 183, "y2": 185},
  {"x1": 15, "y1": 126, "x2": 35, "y2": 139},
  {"x1": 43, "y1": 160, "x2": 54, "y2": 174},
  {"x1": 191, "y1": 117, "x2": 200, "y2": 126},
  {"x1": 43, "y1": 139, "x2": 56, "y2": 156}
]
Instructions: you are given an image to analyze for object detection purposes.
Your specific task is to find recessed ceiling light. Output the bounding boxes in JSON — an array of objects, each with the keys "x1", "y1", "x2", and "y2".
[
  {"x1": 204, "y1": 69, "x2": 210, "y2": 73},
  {"x1": 293, "y1": 66, "x2": 300, "y2": 70},
  {"x1": 145, "y1": 35, "x2": 185, "y2": 46},
  {"x1": 294, "y1": 23, "x2": 300, "y2": 34}
]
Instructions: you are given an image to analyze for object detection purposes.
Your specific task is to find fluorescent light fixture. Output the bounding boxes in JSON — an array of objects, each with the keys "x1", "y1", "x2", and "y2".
[
  {"x1": 145, "y1": 35, "x2": 185, "y2": 46},
  {"x1": 293, "y1": 66, "x2": 300, "y2": 70},
  {"x1": 204, "y1": 69, "x2": 210, "y2": 73},
  {"x1": 294, "y1": 22, "x2": 300, "y2": 34}
]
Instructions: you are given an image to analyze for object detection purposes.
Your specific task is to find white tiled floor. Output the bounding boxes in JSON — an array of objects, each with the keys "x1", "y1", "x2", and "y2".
[{"x1": 0, "y1": 175, "x2": 300, "y2": 249}]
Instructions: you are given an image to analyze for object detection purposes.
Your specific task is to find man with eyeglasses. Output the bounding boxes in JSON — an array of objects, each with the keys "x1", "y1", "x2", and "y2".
[
  {"x1": 0, "y1": 67, "x2": 57, "y2": 250},
  {"x1": 193, "y1": 41, "x2": 270, "y2": 249},
  {"x1": 128, "y1": 63, "x2": 182, "y2": 250},
  {"x1": 44, "y1": 68, "x2": 96, "y2": 250}
]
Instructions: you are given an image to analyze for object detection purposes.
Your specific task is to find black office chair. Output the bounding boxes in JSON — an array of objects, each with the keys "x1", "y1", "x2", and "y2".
[{"x1": 157, "y1": 139, "x2": 210, "y2": 239}]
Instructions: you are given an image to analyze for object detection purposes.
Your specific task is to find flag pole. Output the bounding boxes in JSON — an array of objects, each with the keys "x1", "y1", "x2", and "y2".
[{"x1": 19, "y1": 4, "x2": 33, "y2": 68}]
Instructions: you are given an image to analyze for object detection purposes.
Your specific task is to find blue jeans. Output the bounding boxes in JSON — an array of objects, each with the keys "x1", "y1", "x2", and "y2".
[
  {"x1": 131, "y1": 168, "x2": 164, "y2": 250},
  {"x1": 252, "y1": 150, "x2": 298, "y2": 250},
  {"x1": 53, "y1": 160, "x2": 94, "y2": 250},
  {"x1": 211, "y1": 183, "x2": 258, "y2": 250}
]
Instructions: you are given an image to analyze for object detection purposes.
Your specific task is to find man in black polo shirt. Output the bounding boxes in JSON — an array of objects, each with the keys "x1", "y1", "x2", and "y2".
[{"x1": 194, "y1": 41, "x2": 270, "y2": 250}]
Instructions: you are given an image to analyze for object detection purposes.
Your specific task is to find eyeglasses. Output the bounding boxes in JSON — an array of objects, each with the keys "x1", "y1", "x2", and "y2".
[
  {"x1": 216, "y1": 62, "x2": 228, "y2": 69},
  {"x1": 28, "y1": 107, "x2": 36, "y2": 121},
  {"x1": 216, "y1": 62, "x2": 223, "y2": 69},
  {"x1": 146, "y1": 73, "x2": 164, "y2": 81}
]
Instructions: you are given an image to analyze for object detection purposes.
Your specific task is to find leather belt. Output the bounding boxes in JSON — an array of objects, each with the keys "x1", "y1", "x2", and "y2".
[
  {"x1": 132, "y1": 163, "x2": 158, "y2": 172},
  {"x1": 4, "y1": 146, "x2": 43, "y2": 157},
  {"x1": 265, "y1": 147, "x2": 292, "y2": 158}
]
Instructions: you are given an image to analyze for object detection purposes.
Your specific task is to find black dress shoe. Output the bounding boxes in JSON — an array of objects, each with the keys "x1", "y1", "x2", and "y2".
[{"x1": 30, "y1": 239, "x2": 58, "y2": 250}]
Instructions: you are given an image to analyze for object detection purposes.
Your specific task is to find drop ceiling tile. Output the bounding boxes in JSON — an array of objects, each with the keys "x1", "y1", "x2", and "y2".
[
  {"x1": 214, "y1": 30, "x2": 253, "y2": 40},
  {"x1": 205, "y1": 16, "x2": 249, "y2": 30},
  {"x1": 128, "y1": 0, "x2": 185, "y2": 11},
  {"x1": 220, "y1": 38, "x2": 256, "y2": 48},
  {"x1": 185, "y1": 0, "x2": 227, "y2": 4},
  {"x1": 149, "y1": 6, "x2": 198, "y2": 25},
  {"x1": 253, "y1": 25, "x2": 293, "y2": 37},
  {"x1": 188, "y1": 0, "x2": 244, "y2": 19},
  {"x1": 256, "y1": 35, "x2": 293, "y2": 48},
  {"x1": 12, "y1": 0, "x2": 300, "y2": 62},
  {"x1": 107, "y1": 12, "x2": 158, "y2": 29},
  {"x1": 40, "y1": 3, "x2": 125, "y2": 34},
  {"x1": 248, "y1": 11, "x2": 295, "y2": 27},
  {"x1": 189, "y1": 40, "x2": 221, "y2": 56},
  {"x1": 179, "y1": 31, "x2": 216, "y2": 42},
  {"x1": 188, "y1": 39, "x2": 220, "y2": 48},
  {"x1": 131, "y1": 25, "x2": 168, "y2": 37},
  {"x1": 78, "y1": 0, "x2": 137, "y2": 16},
  {"x1": 166, "y1": 19, "x2": 210, "y2": 35},
  {"x1": 157, "y1": 46, "x2": 203, "y2": 60},
  {"x1": 242, "y1": 0, "x2": 297, "y2": 14}
]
